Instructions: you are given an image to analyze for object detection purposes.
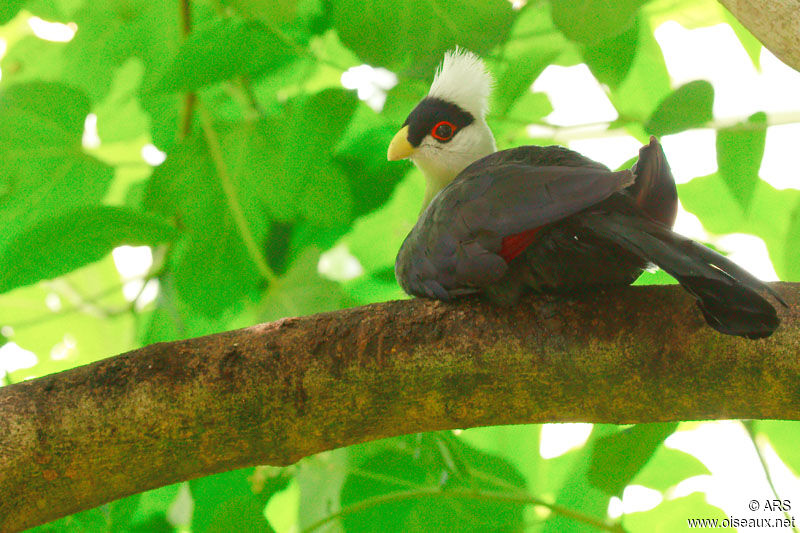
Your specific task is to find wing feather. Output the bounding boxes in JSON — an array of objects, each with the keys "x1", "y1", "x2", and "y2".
[{"x1": 396, "y1": 147, "x2": 635, "y2": 299}]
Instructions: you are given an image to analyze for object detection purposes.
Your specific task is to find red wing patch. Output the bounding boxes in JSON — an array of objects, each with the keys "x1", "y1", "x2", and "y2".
[{"x1": 499, "y1": 227, "x2": 542, "y2": 263}]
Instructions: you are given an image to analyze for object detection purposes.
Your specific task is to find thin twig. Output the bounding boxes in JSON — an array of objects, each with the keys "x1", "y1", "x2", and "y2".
[
  {"x1": 314, "y1": 434, "x2": 623, "y2": 533},
  {"x1": 490, "y1": 110, "x2": 800, "y2": 143},
  {"x1": 300, "y1": 486, "x2": 625, "y2": 533},
  {"x1": 8, "y1": 265, "x2": 165, "y2": 332}
]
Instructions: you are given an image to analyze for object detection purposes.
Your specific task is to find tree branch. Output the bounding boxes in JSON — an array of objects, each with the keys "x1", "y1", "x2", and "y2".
[
  {"x1": 1, "y1": 283, "x2": 798, "y2": 532},
  {"x1": 718, "y1": 0, "x2": 800, "y2": 72}
]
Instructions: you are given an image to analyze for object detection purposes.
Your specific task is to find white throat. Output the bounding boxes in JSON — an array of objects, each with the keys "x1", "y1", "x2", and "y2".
[{"x1": 413, "y1": 119, "x2": 496, "y2": 206}]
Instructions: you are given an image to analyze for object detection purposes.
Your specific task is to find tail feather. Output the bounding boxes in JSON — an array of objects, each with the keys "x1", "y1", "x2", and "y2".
[
  {"x1": 582, "y1": 211, "x2": 785, "y2": 339},
  {"x1": 629, "y1": 136, "x2": 679, "y2": 228}
]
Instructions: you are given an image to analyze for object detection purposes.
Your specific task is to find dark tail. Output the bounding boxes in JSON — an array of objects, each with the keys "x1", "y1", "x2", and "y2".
[
  {"x1": 582, "y1": 211, "x2": 786, "y2": 339},
  {"x1": 628, "y1": 136, "x2": 679, "y2": 228}
]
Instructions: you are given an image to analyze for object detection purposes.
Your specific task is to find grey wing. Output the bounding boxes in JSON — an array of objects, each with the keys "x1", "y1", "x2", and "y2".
[
  {"x1": 459, "y1": 163, "x2": 634, "y2": 237},
  {"x1": 395, "y1": 158, "x2": 635, "y2": 300}
]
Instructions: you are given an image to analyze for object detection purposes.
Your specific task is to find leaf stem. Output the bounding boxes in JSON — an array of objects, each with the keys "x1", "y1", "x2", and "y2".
[
  {"x1": 179, "y1": 0, "x2": 191, "y2": 36},
  {"x1": 742, "y1": 421, "x2": 799, "y2": 533},
  {"x1": 178, "y1": 0, "x2": 195, "y2": 139},
  {"x1": 196, "y1": 100, "x2": 277, "y2": 284},
  {"x1": 236, "y1": 75, "x2": 262, "y2": 118},
  {"x1": 179, "y1": 93, "x2": 196, "y2": 140}
]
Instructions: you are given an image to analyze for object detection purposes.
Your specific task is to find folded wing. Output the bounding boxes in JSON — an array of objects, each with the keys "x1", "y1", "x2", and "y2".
[{"x1": 395, "y1": 151, "x2": 635, "y2": 299}]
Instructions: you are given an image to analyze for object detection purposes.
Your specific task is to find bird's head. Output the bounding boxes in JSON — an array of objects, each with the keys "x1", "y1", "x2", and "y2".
[{"x1": 387, "y1": 48, "x2": 497, "y2": 206}]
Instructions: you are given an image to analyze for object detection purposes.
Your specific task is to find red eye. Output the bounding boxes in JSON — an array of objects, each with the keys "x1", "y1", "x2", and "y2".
[{"x1": 431, "y1": 121, "x2": 456, "y2": 141}]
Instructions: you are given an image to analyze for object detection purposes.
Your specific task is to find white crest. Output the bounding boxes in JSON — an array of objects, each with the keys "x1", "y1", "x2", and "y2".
[{"x1": 428, "y1": 47, "x2": 492, "y2": 119}]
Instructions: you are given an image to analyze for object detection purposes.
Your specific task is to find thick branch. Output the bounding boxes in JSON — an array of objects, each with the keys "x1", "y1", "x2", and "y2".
[
  {"x1": 719, "y1": 0, "x2": 800, "y2": 72},
  {"x1": 1, "y1": 283, "x2": 799, "y2": 532}
]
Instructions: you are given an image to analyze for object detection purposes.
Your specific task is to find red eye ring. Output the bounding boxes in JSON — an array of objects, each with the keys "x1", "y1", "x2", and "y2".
[{"x1": 431, "y1": 121, "x2": 456, "y2": 141}]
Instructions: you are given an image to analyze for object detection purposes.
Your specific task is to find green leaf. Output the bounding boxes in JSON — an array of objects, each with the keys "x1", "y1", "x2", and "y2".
[
  {"x1": 332, "y1": 0, "x2": 515, "y2": 74},
  {"x1": 491, "y1": 3, "x2": 567, "y2": 117},
  {"x1": 172, "y1": 223, "x2": 264, "y2": 318},
  {"x1": 543, "y1": 425, "x2": 617, "y2": 533},
  {"x1": 678, "y1": 174, "x2": 800, "y2": 281},
  {"x1": 633, "y1": 268, "x2": 679, "y2": 286},
  {"x1": 623, "y1": 493, "x2": 727, "y2": 532},
  {"x1": 93, "y1": 59, "x2": 150, "y2": 143},
  {"x1": 0, "y1": 81, "x2": 88, "y2": 142},
  {"x1": 218, "y1": 89, "x2": 361, "y2": 229},
  {"x1": 643, "y1": 0, "x2": 725, "y2": 30},
  {"x1": 138, "y1": 272, "x2": 237, "y2": 345},
  {"x1": 128, "y1": 515, "x2": 173, "y2": 533},
  {"x1": 220, "y1": 118, "x2": 294, "y2": 222},
  {"x1": 784, "y1": 199, "x2": 800, "y2": 281},
  {"x1": 341, "y1": 271, "x2": 406, "y2": 306},
  {"x1": 150, "y1": 18, "x2": 296, "y2": 94},
  {"x1": 645, "y1": 80, "x2": 714, "y2": 137},
  {"x1": 257, "y1": 248, "x2": 353, "y2": 322},
  {"x1": 0, "y1": 35, "x2": 65, "y2": 86},
  {"x1": 25, "y1": 0, "x2": 85, "y2": 21},
  {"x1": 0, "y1": 0, "x2": 25, "y2": 24},
  {"x1": 190, "y1": 467, "x2": 290, "y2": 533},
  {"x1": 335, "y1": 107, "x2": 406, "y2": 218},
  {"x1": 0, "y1": 206, "x2": 175, "y2": 294},
  {"x1": 142, "y1": 130, "x2": 266, "y2": 318},
  {"x1": 341, "y1": 432, "x2": 526, "y2": 532},
  {"x1": 588, "y1": 423, "x2": 679, "y2": 496},
  {"x1": 632, "y1": 446, "x2": 709, "y2": 491},
  {"x1": 459, "y1": 426, "x2": 542, "y2": 484},
  {"x1": 265, "y1": 477, "x2": 300, "y2": 531},
  {"x1": 219, "y1": 89, "x2": 361, "y2": 229},
  {"x1": 141, "y1": 88, "x2": 360, "y2": 318},
  {"x1": 504, "y1": 91, "x2": 554, "y2": 127},
  {"x1": 28, "y1": 494, "x2": 142, "y2": 532},
  {"x1": 381, "y1": 78, "x2": 431, "y2": 125},
  {"x1": 130, "y1": 483, "x2": 183, "y2": 527},
  {"x1": 551, "y1": 0, "x2": 648, "y2": 44},
  {"x1": 222, "y1": 0, "x2": 329, "y2": 41},
  {"x1": 340, "y1": 171, "x2": 423, "y2": 275},
  {"x1": 458, "y1": 424, "x2": 588, "y2": 520},
  {"x1": 493, "y1": 92, "x2": 554, "y2": 148},
  {"x1": 58, "y1": 1, "x2": 183, "y2": 150},
  {"x1": 62, "y1": 1, "x2": 181, "y2": 102},
  {"x1": 716, "y1": 111, "x2": 767, "y2": 213},
  {"x1": 283, "y1": 88, "x2": 358, "y2": 225},
  {"x1": 583, "y1": 16, "x2": 639, "y2": 88},
  {"x1": 607, "y1": 18, "x2": 671, "y2": 125},
  {"x1": 0, "y1": 82, "x2": 114, "y2": 250},
  {"x1": 756, "y1": 421, "x2": 800, "y2": 476},
  {"x1": 0, "y1": 256, "x2": 137, "y2": 381},
  {"x1": 723, "y1": 10, "x2": 762, "y2": 70},
  {"x1": 222, "y1": 0, "x2": 298, "y2": 24}
]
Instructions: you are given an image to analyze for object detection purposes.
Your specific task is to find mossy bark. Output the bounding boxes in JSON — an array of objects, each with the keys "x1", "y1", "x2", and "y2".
[{"x1": 1, "y1": 283, "x2": 798, "y2": 532}]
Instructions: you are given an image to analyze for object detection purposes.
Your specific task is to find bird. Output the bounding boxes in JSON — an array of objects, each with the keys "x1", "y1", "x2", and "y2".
[{"x1": 387, "y1": 48, "x2": 785, "y2": 339}]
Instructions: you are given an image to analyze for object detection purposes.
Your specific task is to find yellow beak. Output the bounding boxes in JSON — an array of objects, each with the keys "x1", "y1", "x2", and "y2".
[{"x1": 387, "y1": 126, "x2": 415, "y2": 161}]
